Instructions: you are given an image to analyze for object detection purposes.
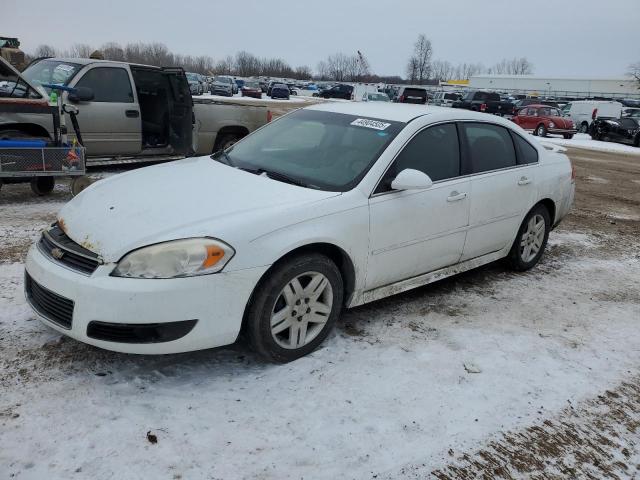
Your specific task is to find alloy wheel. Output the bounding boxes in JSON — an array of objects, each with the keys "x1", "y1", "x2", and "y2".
[
  {"x1": 270, "y1": 271, "x2": 333, "y2": 349},
  {"x1": 520, "y1": 214, "x2": 546, "y2": 263}
]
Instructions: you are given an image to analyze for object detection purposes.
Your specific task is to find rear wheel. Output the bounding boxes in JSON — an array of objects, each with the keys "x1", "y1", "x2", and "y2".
[
  {"x1": 563, "y1": 133, "x2": 574, "y2": 139},
  {"x1": 30, "y1": 176, "x2": 55, "y2": 196},
  {"x1": 213, "y1": 133, "x2": 242, "y2": 152},
  {"x1": 245, "y1": 253, "x2": 344, "y2": 363},
  {"x1": 507, "y1": 204, "x2": 551, "y2": 271}
]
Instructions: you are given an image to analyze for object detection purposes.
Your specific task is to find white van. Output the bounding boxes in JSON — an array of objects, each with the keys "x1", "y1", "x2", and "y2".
[{"x1": 567, "y1": 101, "x2": 622, "y2": 133}]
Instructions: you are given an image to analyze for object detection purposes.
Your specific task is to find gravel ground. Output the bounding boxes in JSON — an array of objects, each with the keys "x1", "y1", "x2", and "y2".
[{"x1": 1, "y1": 146, "x2": 639, "y2": 479}]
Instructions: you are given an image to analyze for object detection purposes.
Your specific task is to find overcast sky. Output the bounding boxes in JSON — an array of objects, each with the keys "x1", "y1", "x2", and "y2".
[{"x1": 3, "y1": 0, "x2": 639, "y2": 78}]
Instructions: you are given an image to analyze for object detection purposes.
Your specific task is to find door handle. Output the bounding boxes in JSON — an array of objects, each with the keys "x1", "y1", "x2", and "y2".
[
  {"x1": 447, "y1": 191, "x2": 467, "y2": 202},
  {"x1": 125, "y1": 110, "x2": 140, "y2": 118},
  {"x1": 518, "y1": 176, "x2": 532, "y2": 186}
]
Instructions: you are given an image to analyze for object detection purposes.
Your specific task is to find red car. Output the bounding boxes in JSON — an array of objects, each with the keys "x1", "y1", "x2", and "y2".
[
  {"x1": 511, "y1": 104, "x2": 576, "y2": 139},
  {"x1": 241, "y1": 81, "x2": 262, "y2": 99}
]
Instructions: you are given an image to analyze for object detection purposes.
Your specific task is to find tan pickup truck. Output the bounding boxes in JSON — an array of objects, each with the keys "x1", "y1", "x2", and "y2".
[{"x1": 0, "y1": 58, "x2": 270, "y2": 166}]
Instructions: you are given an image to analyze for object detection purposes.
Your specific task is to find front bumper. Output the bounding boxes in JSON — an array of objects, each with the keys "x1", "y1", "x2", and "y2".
[
  {"x1": 210, "y1": 87, "x2": 232, "y2": 96},
  {"x1": 24, "y1": 244, "x2": 268, "y2": 354}
]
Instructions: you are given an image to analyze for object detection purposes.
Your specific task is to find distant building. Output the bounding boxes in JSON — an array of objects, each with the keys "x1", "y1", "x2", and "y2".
[{"x1": 469, "y1": 75, "x2": 639, "y2": 98}]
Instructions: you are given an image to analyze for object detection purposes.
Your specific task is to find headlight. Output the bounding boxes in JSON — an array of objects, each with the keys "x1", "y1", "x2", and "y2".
[
  {"x1": 112, "y1": 238, "x2": 235, "y2": 279},
  {"x1": 548, "y1": 121, "x2": 555, "y2": 128}
]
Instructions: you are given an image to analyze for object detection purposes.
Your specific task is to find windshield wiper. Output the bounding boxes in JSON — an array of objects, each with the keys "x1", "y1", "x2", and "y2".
[
  {"x1": 210, "y1": 150, "x2": 234, "y2": 167},
  {"x1": 240, "y1": 167, "x2": 315, "y2": 189}
]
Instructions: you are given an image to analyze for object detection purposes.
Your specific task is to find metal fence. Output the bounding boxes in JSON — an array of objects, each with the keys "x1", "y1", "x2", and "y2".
[{"x1": 0, "y1": 147, "x2": 85, "y2": 177}]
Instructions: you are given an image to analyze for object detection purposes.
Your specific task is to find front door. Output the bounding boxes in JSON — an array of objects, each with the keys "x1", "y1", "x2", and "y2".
[
  {"x1": 366, "y1": 123, "x2": 470, "y2": 290},
  {"x1": 67, "y1": 65, "x2": 142, "y2": 156}
]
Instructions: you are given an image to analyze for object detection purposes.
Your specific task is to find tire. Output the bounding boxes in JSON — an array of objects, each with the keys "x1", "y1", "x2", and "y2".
[
  {"x1": 213, "y1": 133, "x2": 242, "y2": 152},
  {"x1": 70, "y1": 176, "x2": 92, "y2": 196},
  {"x1": 579, "y1": 122, "x2": 589, "y2": 134},
  {"x1": 245, "y1": 253, "x2": 344, "y2": 363},
  {"x1": 30, "y1": 176, "x2": 55, "y2": 196},
  {"x1": 507, "y1": 204, "x2": 551, "y2": 271},
  {"x1": 563, "y1": 134, "x2": 574, "y2": 139},
  {"x1": 535, "y1": 124, "x2": 547, "y2": 137}
]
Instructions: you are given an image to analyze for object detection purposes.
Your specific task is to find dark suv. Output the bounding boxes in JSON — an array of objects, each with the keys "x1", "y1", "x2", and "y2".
[
  {"x1": 317, "y1": 84, "x2": 354, "y2": 100},
  {"x1": 396, "y1": 87, "x2": 428, "y2": 104}
]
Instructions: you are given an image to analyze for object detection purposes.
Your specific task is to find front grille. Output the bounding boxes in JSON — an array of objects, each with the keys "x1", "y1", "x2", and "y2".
[
  {"x1": 25, "y1": 274, "x2": 74, "y2": 329},
  {"x1": 39, "y1": 223, "x2": 101, "y2": 275},
  {"x1": 87, "y1": 320, "x2": 198, "y2": 344}
]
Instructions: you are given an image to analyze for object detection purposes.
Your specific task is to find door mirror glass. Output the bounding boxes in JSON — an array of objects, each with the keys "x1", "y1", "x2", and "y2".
[
  {"x1": 391, "y1": 169, "x2": 433, "y2": 191},
  {"x1": 68, "y1": 86, "x2": 94, "y2": 103}
]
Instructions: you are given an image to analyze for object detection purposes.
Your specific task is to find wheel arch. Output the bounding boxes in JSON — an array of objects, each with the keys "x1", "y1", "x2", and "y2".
[
  {"x1": 0, "y1": 123, "x2": 52, "y2": 140},
  {"x1": 535, "y1": 198, "x2": 556, "y2": 226},
  {"x1": 240, "y1": 241, "x2": 357, "y2": 335},
  {"x1": 214, "y1": 125, "x2": 249, "y2": 146}
]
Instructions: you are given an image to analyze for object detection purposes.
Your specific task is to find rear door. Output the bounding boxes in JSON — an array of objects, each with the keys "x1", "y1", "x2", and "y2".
[
  {"x1": 67, "y1": 65, "x2": 142, "y2": 156},
  {"x1": 163, "y1": 67, "x2": 193, "y2": 155},
  {"x1": 459, "y1": 122, "x2": 537, "y2": 260}
]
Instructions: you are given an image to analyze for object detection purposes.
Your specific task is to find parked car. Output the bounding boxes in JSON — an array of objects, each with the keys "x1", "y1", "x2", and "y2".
[
  {"x1": 186, "y1": 72, "x2": 203, "y2": 96},
  {"x1": 452, "y1": 91, "x2": 514, "y2": 116},
  {"x1": 363, "y1": 92, "x2": 390, "y2": 102},
  {"x1": 270, "y1": 83, "x2": 290, "y2": 100},
  {"x1": 511, "y1": 105, "x2": 576, "y2": 138},
  {"x1": 566, "y1": 100, "x2": 623, "y2": 134},
  {"x1": 431, "y1": 91, "x2": 461, "y2": 107},
  {"x1": 316, "y1": 83, "x2": 354, "y2": 100},
  {"x1": 395, "y1": 86, "x2": 428, "y2": 104},
  {"x1": 7, "y1": 58, "x2": 269, "y2": 165},
  {"x1": 287, "y1": 83, "x2": 298, "y2": 96},
  {"x1": 590, "y1": 116, "x2": 640, "y2": 146},
  {"x1": 235, "y1": 79, "x2": 245, "y2": 91},
  {"x1": 241, "y1": 81, "x2": 262, "y2": 99},
  {"x1": 24, "y1": 103, "x2": 574, "y2": 362},
  {"x1": 210, "y1": 76, "x2": 234, "y2": 97},
  {"x1": 259, "y1": 80, "x2": 269, "y2": 92},
  {"x1": 512, "y1": 98, "x2": 560, "y2": 114}
]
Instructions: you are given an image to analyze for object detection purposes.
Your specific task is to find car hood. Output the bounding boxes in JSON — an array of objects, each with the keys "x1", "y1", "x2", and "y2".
[
  {"x1": 57, "y1": 156, "x2": 340, "y2": 262},
  {"x1": 212, "y1": 81, "x2": 231, "y2": 88},
  {"x1": 548, "y1": 116, "x2": 573, "y2": 128}
]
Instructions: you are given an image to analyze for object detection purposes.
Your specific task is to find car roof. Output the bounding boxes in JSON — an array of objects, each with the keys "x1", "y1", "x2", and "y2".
[
  {"x1": 307, "y1": 102, "x2": 450, "y2": 123},
  {"x1": 35, "y1": 57, "x2": 161, "y2": 70}
]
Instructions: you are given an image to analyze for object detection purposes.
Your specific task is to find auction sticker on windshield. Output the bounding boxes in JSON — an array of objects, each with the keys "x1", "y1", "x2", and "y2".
[{"x1": 350, "y1": 118, "x2": 391, "y2": 130}]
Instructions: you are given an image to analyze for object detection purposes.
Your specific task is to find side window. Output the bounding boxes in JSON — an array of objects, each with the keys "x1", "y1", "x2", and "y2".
[
  {"x1": 461, "y1": 123, "x2": 516, "y2": 174},
  {"x1": 376, "y1": 123, "x2": 460, "y2": 193},
  {"x1": 75, "y1": 67, "x2": 133, "y2": 103},
  {"x1": 511, "y1": 132, "x2": 539, "y2": 165}
]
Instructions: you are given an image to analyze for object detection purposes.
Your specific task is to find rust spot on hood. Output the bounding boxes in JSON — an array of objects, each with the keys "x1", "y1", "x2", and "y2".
[
  {"x1": 57, "y1": 217, "x2": 67, "y2": 233},
  {"x1": 81, "y1": 236, "x2": 96, "y2": 251}
]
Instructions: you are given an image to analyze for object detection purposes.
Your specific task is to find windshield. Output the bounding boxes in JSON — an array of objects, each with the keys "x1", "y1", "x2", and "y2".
[
  {"x1": 22, "y1": 60, "x2": 82, "y2": 93},
  {"x1": 217, "y1": 109, "x2": 404, "y2": 191},
  {"x1": 367, "y1": 93, "x2": 390, "y2": 101},
  {"x1": 244, "y1": 81, "x2": 260, "y2": 89},
  {"x1": 214, "y1": 76, "x2": 231, "y2": 84},
  {"x1": 186, "y1": 73, "x2": 198, "y2": 81},
  {"x1": 539, "y1": 107, "x2": 561, "y2": 116}
]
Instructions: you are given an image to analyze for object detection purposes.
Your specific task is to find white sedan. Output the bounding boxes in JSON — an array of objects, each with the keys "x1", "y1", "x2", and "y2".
[{"x1": 25, "y1": 103, "x2": 575, "y2": 362}]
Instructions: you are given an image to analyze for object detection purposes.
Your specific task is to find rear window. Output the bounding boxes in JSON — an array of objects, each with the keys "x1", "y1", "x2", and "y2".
[
  {"x1": 511, "y1": 133, "x2": 538, "y2": 165},
  {"x1": 487, "y1": 93, "x2": 500, "y2": 101},
  {"x1": 461, "y1": 123, "x2": 517, "y2": 174},
  {"x1": 404, "y1": 88, "x2": 426, "y2": 97}
]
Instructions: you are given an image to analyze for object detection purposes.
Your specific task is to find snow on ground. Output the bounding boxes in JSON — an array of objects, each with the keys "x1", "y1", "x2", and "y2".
[
  {"x1": 2, "y1": 221, "x2": 640, "y2": 479},
  {"x1": 538, "y1": 133, "x2": 640, "y2": 156}
]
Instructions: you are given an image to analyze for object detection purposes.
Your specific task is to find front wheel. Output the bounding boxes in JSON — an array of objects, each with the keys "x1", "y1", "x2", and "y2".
[
  {"x1": 245, "y1": 254, "x2": 344, "y2": 363},
  {"x1": 563, "y1": 133, "x2": 574, "y2": 139},
  {"x1": 535, "y1": 124, "x2": 547, "y2": 137},
  {"x1": 507, "y1": 205, "x2": 551, "y2": 271},
  {"x1": 213, "y1": 133, "x2": 242, "y2": 152}
]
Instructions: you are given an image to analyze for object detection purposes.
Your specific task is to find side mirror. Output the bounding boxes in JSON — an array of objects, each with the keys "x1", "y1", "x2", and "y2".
[
  {"x1": 68, "y1": 87, "x2": 94, "y2": 103},
  {"x1": 391, "y1": 169, "x2": 433, "y2": 191}
]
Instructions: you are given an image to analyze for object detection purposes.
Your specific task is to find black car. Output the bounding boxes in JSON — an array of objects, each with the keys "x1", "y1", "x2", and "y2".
[
  {"x1": 316, "y1": 84, "x2": 354, "y2": 100},
  {"x1": 395, "y1": 86, "x2": 427, "y2": 104},
  {"x1": 512, "y1": 98, "x2": 560, "y2": 113},
  {"x1": 451, "y1": 91, "x2": 514, "y2": 115},
  {"x1": 590, "y1": 116, "x2": 640, "y2": 147}
]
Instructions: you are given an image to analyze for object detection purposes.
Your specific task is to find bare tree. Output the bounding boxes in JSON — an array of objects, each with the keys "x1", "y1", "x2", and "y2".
[
  {"x1": 235, "y1": 51, "x2": 260, "y2": 77},
  {"x1": 488, "y1": 57, "x2": 533, "y2": 75},
  {"x1": 431, "y1": 59, "x2": 454, "y2": 81},
  {"x1": 627, "y1": 62, "x2": 640, "y2": 88},
  {"x1": 406, "y1": 34, "x2": 432, "y2": 84},
  {"x1": 64, "y1": 43, "x2": 94, "y2": 58},
  {"x1": 101, "y1": 42, "x2": 125, "y2": 61},
  {"x1": 33, "y1": 44, "x2": 57, "y2": 58}
]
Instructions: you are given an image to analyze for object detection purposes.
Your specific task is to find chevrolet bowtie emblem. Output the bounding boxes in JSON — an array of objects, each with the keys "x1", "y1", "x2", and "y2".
[{"x1": 50, "y1": 247, "x2": 64, "y2": 260}]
